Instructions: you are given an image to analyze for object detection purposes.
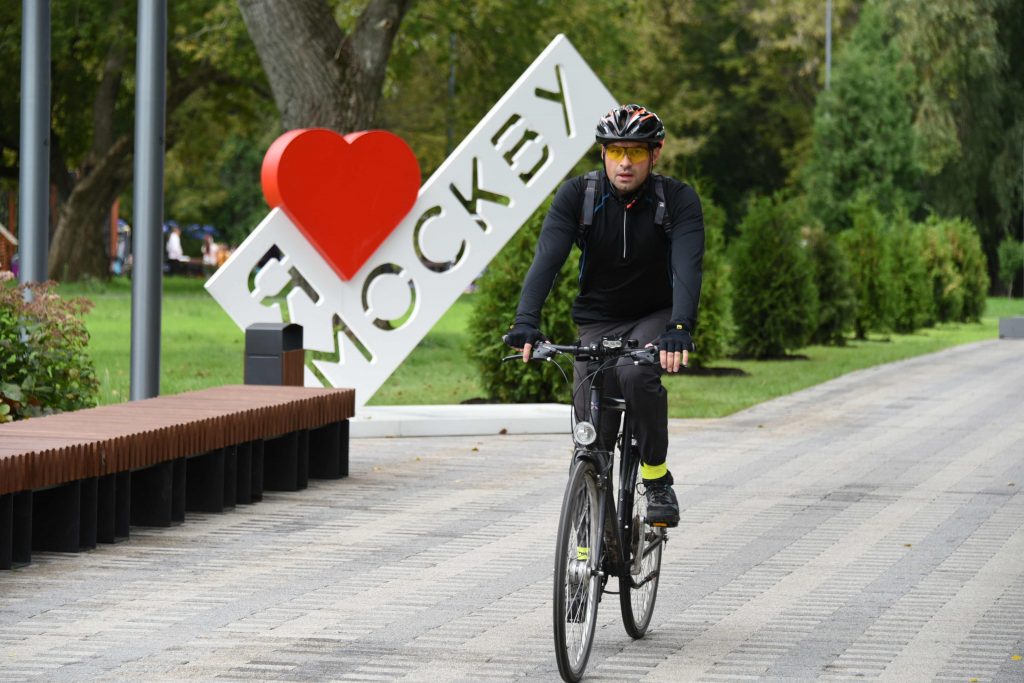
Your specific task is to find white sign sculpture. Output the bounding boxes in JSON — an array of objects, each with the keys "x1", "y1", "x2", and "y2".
[{"x1": 206, "y1": 35, "x2": 616, "y2": 407}]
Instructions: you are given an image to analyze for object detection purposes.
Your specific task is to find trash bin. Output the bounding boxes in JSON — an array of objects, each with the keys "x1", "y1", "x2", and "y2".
[{"x1": 244, "y1": 323, "x2": 303, "y2": 386}]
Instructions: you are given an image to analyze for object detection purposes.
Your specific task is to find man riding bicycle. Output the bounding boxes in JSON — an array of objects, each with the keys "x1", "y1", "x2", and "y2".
[{"x1": 504, "y1": 104, "x2": 705, "y2": 528}]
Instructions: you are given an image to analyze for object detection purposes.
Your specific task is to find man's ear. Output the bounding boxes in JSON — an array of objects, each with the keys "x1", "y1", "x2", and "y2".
[{"x1": 652, "y1": 142, "x2": 663, "y2": 166}]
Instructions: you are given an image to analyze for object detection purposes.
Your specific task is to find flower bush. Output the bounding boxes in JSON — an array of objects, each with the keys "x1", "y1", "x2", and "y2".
[{"x1": 0, "y1": 274, "x2": 99, "y2": 421}]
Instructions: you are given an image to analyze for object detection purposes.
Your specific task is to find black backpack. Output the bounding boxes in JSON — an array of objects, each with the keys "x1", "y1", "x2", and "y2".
[{"x1": 577, "y1": 170, "x2": 671, "y2": 246}]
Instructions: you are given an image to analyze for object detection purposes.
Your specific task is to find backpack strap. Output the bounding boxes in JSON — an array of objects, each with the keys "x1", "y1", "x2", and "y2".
[
  {"x1": 578, "y1": 172, "x2": 673, "y2": 243},
  {"x1": 578, "y1": 170, "x2": 601, "y2": 245},
  {"x1": 653, "y1": 174, "x2": 669, "y2": 235}
]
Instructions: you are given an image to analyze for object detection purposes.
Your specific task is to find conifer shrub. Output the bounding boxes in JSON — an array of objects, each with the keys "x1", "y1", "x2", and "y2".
[
  {"x1": 468, "y1": 197, "x2": 578, "y2": 403},
  {"x1": 731, "y1": 195, "x2": 818, "y2": 358},
  {"x1": 0, "y1": 275, "x2": 99, "y2": 422},
  {"x1": 804, "y1": 225, "x2": 855, "y2": 345},
  {"x1": 688, "y1": 190, "x2": 731, "y2": 367},
  {"x1": 840, "y1": 199, "x2": 895, "y2": 339},
  {"x1": 996, "y1": 237, "x2": 1023, "y2": 298},
  {"x1": 888, "y1": 213, "x2": 933, "y2": 333},
  {"x1": 920, "y1": 217, "x2": 964, "y2": 324},
  {"x1": 943, "y1": 217, "x2": 989, "y2": 321}
]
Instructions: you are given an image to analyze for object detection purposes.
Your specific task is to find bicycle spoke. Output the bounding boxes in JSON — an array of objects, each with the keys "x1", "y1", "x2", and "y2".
[
  {"x1": 619, "y1": 457, "x2": 662, "y2": 639},
  {"x1": 554, "y1": 461, "x2": 601, "y2": 681}
]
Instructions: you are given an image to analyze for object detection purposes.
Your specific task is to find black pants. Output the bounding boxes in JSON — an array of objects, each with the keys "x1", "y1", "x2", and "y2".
[{"x1": 573, "y1": 308, "x2": 670, "y2": 467}]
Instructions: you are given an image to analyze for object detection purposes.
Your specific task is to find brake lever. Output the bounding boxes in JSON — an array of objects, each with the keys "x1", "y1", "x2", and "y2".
[
  {"x1": 632, "y1": 347, "x2": 660, "y2": 366},
  {"x1": 532, "y1": 344, "x2": 558, "y2": 361}
]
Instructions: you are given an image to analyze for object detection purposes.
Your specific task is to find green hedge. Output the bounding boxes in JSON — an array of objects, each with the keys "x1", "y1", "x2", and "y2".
[
  {"x1": 943, "y1": 216, "x2": 989, "y2": 321},
  {"x1": 840, "y1": 200, "x2": 895, "y2": 339},
  {"x1": 997, "y1": 237, "x2": 1024, "y2": 297},
  {"x1": 731, "y1": 195, "x2": 818, "y2": 357},
  {"x1": 467, "y1": 196, "x2": 578, "y2": 403},
  {"x1": 888, "y1": 214, "x2": 933, "y2": 333},
  {"x1": 689, "y1": 190, "x2": 731, "y2": 367},
  {"x1": 805, "y1": 224, "x2": 855, "y2": 345}
]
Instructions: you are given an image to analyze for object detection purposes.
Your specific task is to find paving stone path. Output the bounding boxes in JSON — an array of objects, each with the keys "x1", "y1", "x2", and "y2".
[{"x1": 1, "y1": 340, "x2": 1022, "y2": 682}]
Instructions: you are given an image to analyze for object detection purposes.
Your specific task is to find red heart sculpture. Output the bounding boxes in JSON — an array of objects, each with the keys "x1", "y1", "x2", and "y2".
[{"x1": 261, "y1": 128, "x2": 421, "y2": 281}]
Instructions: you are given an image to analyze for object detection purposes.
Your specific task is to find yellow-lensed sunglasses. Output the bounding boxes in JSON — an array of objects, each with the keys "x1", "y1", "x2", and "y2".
[{"x1": 604, "y1": 145, "x2": 651, "y2": 162}]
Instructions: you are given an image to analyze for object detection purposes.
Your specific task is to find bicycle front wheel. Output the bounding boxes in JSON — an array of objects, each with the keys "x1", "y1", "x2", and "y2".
[
  {"x1": 553, "y1": 459, "x2": 602, "y2": 682},
  {"x1": 619, "y1": 457, "x2": 662, "y2": 638}
]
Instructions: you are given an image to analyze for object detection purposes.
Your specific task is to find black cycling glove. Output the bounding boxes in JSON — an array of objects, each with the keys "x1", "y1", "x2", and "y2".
[
  {"x1": 657, "y1": 323, "x2": 695, "y2": 354},
  {"x1": 504, "y1": 322, "x2": 545, "y2": 349}
]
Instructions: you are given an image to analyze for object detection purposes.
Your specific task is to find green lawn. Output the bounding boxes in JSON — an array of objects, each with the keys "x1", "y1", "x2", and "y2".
[
  {"x1": 59, "y1": 277, "x2": 245, "y2": 404},
  {"x1": 60, "y1": 277, "x2": 1022, "y2": 418},
  {"x1": 667, "y1": 297, "x2": 1024, "y2": 418}
]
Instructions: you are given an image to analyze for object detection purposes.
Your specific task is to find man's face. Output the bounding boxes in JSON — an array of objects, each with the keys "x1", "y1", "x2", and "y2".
[{"x1": 603, "y1": 141, "x2": 661, "y2": 193}]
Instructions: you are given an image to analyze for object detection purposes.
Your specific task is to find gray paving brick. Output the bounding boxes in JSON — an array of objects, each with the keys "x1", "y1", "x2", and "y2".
[{"x1": 0, "y1": 340, "x2": 1022, "y2": 681}]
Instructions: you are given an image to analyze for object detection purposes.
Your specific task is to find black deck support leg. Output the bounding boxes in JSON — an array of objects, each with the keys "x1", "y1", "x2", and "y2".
[
  {"x1": 32, "y1": 481, "x2": 82, "y2": 553},
  {"x1": 186, "y1": 449, "x2": 226, "y2": 514},
  {"x1": 251, "y1": 440, "x2": 264, "y2": 502},
  {"x1": 235, "y1": 442, "x2": 253, "y2": 504},
  {"x1": 97, "y1": 473, "x2": 131, "y2": 543},
  {"x1": 223, "y1": 445, "x2": 237, "y2": 509},
  {"x1": 79, "y1": 477, "x2": 98, "y2": 550},
  {"x1": 309, "y1": 420, "x2": 349, "y2": 479},
  {"x1": 171, "y1": 457, "x2": 187, "y2": 523},
  {"x1": 264, "y1": 431, "x2": 308, "y2": 492},
  {"x1": 131, "y1": 461, "x2": 173, "y2": 527},
  {"x1": 0, "y1": 493, "x2": 30, "y2": 569}
]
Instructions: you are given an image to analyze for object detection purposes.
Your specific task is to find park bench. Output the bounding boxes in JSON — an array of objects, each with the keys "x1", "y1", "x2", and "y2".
[{"x1": 0, "y1": 384, "x2": 354, "y2": 569}]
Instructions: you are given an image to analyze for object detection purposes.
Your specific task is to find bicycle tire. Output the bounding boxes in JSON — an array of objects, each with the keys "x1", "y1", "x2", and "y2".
[
  {"x1": 553, "y1": 459, "x2": 602, "y2": 682},
  {"x1": 618, "y1": 455, "x2": 662, "y2": 638}
]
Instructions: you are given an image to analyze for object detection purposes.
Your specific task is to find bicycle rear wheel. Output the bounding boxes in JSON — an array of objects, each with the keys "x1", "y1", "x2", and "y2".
[
  {"x1": 553, "y1": 459, "x2": 602, "y2": 682},
  {"x1": 619, "y1": 456, "x2": 662, "y2": 638}
]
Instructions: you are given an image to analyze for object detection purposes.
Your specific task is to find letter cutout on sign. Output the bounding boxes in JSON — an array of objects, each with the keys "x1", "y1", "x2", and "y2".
[{"x1": 207, "y1": 34, "x2": 616, "y2": 407}]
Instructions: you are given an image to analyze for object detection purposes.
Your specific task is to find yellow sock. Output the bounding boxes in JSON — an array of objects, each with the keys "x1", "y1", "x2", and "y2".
[{"x1": 641, "y1": 462, "x2": 667, "y2": 481}]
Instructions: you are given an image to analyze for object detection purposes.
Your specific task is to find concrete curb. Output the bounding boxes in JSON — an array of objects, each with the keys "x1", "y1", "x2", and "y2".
[{"x1": 351, "y1": 403, "x2": 571, "y2": 437}]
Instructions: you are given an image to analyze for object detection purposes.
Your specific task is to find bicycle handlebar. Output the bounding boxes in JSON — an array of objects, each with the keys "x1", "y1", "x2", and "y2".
[{"x1": 501, "y1": 338, "x2": 660, "y2": 366}]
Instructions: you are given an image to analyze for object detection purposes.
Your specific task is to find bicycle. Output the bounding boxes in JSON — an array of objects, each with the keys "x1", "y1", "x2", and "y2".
[{"x1": 504, "y1": 337, "x2": 668, "y2": 682}]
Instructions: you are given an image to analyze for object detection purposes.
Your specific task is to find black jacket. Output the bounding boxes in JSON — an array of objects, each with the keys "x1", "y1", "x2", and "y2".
[{"x1": 514, "y1": 172, "x2": 705, "y2": 331}]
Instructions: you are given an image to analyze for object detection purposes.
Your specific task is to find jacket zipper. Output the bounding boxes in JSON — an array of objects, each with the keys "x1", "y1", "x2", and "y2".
[{"x1": 622, "y1": 210, "x2": 627, "y2": 259}]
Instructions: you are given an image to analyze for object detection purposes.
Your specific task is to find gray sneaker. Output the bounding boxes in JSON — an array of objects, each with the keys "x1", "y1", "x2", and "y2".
[{"x1": 644, "y1": 475, "x2": 679, "y2": 528}]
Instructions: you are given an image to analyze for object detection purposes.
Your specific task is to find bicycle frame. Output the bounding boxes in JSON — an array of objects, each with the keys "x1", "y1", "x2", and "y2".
[
  {"x1": 574, "y1": 362, "x2": 663, "y2": 590},
  {"x1": 512, "y1": 338, "x2": 668, "y2": 681}
]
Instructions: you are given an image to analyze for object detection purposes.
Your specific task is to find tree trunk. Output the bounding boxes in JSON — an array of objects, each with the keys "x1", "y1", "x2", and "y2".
[
  {"x1": 48, "y1": 136, "x2": 132, "y2": 281},
  {"x1": 45, "y1": 32, "x2": 216, "y2": 282},
  {"x1": 47, "y1": 32, "x2": 129, "y2": 282},
  {"x1": 238, "y1": 0, "x2": 412, "y2": 132}
]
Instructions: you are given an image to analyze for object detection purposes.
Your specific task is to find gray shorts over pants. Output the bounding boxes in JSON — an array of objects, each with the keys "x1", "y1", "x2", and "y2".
[{"x1": 573, "y1": 308, "x2": 671, "y2": 468}]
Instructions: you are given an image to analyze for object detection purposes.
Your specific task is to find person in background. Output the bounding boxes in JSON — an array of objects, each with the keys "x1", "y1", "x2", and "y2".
[
  {"x1": 201, "y1": 234, "x2": 220, "y2": 267},
  {"x1": 166, "y1": 225, "x2": 185, "y2": 262}
]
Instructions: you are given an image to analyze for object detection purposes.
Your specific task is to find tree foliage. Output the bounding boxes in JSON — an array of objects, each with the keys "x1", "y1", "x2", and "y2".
[
  {"x1": 803, "y1": 0, "x2": 919, "y2": 231},
  {"x1": 640, "y1": 0, "x2": 859, "y2": 232},
  {"x1": 0, "y1": 1, "x2": 274, "y2": 280},
  {"x1": 888, "y1": 0, "x2": 1023, "y2": 276}
]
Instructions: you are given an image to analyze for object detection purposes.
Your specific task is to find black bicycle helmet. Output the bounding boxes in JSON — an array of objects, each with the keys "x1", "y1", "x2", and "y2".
[{"x1": 595, "y1": 104, "x2": 665, "y2": 145}]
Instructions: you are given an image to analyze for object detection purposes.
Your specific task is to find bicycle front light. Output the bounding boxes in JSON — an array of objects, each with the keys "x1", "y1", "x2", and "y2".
[{"x1": 573, "y1": 421, "x2": 598, "y2": 446}]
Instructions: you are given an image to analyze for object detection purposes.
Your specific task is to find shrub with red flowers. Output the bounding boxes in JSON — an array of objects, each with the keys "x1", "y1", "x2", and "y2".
[{"x1": 0, "y1": 273, "x2": 99, "y2": 422}]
